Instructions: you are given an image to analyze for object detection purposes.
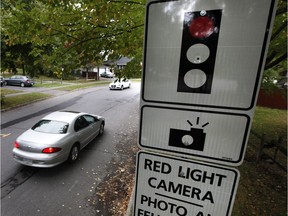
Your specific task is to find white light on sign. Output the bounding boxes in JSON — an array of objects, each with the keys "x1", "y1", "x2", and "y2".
[{"x1": 134, "y1": 152, "x2": 240, "y2": 216}]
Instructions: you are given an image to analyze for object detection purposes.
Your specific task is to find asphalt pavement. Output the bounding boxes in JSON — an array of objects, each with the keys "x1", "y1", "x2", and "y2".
[
  {"x1": 1, "y1": 82, "x2": 141, "y2": 216},
  {"x1": 1, "y1": 84, "x2": 106, "y2": 127}
]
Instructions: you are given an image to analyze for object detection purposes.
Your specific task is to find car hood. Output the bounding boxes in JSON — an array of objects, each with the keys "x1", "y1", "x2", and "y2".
[{"x1": 17, "y1": 129, "x2": 67, "y2": 145}]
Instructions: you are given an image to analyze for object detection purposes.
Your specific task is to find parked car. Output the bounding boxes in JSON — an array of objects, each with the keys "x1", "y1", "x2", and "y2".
[
  {"x1": 12, "y1": 111, "x2": 105, "y2": 168},
  {"x1": 109, "y1": 78, "x2": 131, "y2": 90},
  {"x1": 100, "y1": 71, "x2": 115, "y2": 78},
  {"x1": 5, "y1": 75, "x2": 35, "y2": 87},
  {"x1": 0, "y1": 76, "x2": 5, "y2": 87}
]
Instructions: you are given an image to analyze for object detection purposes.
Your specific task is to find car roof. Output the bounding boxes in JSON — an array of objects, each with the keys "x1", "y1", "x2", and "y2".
[{"x1": 42, "y1": 111, "x2": 87, "y2": 124}]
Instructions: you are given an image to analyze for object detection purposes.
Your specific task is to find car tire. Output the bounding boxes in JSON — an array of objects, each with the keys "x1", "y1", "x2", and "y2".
[
  {"x1": 99, "y1": 123, "x2": 105, "y2": 136},
  {"x1": 121, "y1": 85, "x2": 124, "y2": 90},
  {"x1": 128, "y1": 83, "x2": 131, "y2": 88},
  {"x1": 20, "y1": 82, "x2": 25, "y2": 87},
  {"x1": 68, "y1": 144, "x2": 80, "y2": 163}
]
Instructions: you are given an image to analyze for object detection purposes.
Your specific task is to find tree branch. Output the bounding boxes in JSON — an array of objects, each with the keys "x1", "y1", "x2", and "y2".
[
  {"x1": 109, "y1": 0, "x2": 145, "y2": 5},
  {"x1": 42, "y1": 24, "x2": 82, "y2": 41},
  {"x1": 58, "y1": 23, "x2": 144, "y2": 58},
  {"x1": 270, "y1": 19, "x2": 287, "y2": 41},
  {"x1": 276, "y1": 7, "x2": 287, "y2": 15},
  {"x1": 265, "y1": 51, "x2": 277, "y2": 66},
  {"x1": 265, "y1": 52, "x2": 287, "y2": 70}
]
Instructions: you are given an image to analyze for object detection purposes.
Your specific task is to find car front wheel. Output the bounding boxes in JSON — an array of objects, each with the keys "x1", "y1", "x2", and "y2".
[
  {"x1": 99, "y1": 123, "x2": 104, "y2": 136},
  {"x1": 68, "y1": 144, "x2": 79, "y2": 163},
  {"x1": 20, "y1": 82, "x2": 25, "y2": 87}
]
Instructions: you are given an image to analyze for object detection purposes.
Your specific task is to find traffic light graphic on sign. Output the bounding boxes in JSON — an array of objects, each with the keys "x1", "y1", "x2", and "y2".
[{"x1": 177, "y1": 10, "x2": 222, "y2": 94}]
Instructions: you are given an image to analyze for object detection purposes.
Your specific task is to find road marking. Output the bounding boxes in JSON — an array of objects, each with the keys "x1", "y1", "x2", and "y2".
[{"x1": 0, "y1": 133, "x2": 11, "y2": 138}]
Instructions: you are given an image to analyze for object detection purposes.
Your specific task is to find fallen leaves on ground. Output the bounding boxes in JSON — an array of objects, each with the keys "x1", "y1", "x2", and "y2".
[{"x1": 91, "y1": 124, "x2": 139, "y2": 216}]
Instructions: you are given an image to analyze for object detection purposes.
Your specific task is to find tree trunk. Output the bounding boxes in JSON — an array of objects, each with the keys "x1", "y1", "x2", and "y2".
[{"x1": 22, "y1": 64, "x2": 25, "y2": 75}]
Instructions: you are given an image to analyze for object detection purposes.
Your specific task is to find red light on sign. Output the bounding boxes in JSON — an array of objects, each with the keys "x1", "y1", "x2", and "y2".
[{"x1": 189, "y1": 16, "x2": 214, "y2": 38}]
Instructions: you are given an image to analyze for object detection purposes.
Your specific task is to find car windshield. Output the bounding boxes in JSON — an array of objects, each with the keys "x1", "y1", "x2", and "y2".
[
  {"x1": 114, "y1": 79, "x2": 120, "y2": 83},
  {"x1": 32, "y1": 120, "x2": 69, "y2": 134}
]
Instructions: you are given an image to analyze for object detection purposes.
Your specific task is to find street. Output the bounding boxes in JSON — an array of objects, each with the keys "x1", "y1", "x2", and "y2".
[{"x1": 1, "y1": 82, "x2": 141, "y2": 216}]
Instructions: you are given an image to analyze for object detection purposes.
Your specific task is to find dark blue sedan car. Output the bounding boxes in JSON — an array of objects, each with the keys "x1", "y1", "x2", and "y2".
[{"x1": 5, "y1": 75, "x2": 35, "y2": 87}]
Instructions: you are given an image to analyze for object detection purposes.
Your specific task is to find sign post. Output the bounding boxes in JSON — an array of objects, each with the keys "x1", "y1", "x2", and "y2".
[{"x1": 134, "y1": 152, "x2": 240, "y2": 216}]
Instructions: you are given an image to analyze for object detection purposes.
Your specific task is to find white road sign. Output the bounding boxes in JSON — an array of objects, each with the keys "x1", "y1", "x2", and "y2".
[
  {"x1": 140, "y1": 106, "x2": 250, "y2": 165},
  {"x1": 134, "y1": 152, "x2": 240, "y2": 216},
  {"x1": 139, "y1": 0, "x2": 277, "y2": 165},
  {"x1": 142, "y1": 0, "x2": 277, "y2": 110}
]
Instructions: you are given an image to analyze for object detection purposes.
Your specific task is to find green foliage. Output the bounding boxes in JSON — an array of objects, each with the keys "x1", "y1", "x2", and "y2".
[
  {"x1": 262, "y1": 0, "x2": 287, "y2": 89},
  {"x1": 252, "y1": 106, "x2": 287, "y2": 141},
  {"x1": 121, "y1": 53, "x2": 143, "y2": 78},
  {"x1": 1, "y1": 0, "x2": 145, "y2": 77}
]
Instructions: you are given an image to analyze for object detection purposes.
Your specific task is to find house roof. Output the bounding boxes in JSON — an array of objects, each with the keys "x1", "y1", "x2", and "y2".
[{"x1": 114, "y1": 57, "x2": 131, "y2": 66}]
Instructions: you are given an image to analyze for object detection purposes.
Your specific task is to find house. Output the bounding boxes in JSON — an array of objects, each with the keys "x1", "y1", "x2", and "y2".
[
  {"x1": 81, "y1": 57, "x2": 131, "y2": 79},
  {"x1": 81, "y1": 65, "x2": 109, "y2": 80},
  {"x1": 113, "y1": 57, "x2": 132, "y2": 70}
]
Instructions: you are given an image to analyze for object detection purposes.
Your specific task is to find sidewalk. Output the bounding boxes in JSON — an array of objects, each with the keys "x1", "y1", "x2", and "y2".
[{"x1": 2, "y1": 82, "x2": 76, "y2": 97}]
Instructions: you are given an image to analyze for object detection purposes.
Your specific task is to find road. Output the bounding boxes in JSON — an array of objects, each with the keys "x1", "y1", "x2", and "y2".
[{"x1": 1, "y1": 82, "x2": 141, "y2": 216}]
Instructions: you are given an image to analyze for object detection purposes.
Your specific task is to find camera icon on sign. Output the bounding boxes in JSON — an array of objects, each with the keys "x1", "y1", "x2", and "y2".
[{"x1": 168, "y1": 119, "x2": 209, "y2": 151}]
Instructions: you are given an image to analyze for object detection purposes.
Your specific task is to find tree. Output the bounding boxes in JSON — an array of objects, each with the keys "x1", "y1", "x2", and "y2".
[
  {"x1": 1, "y1": 35, "x2": 52, "y2": 77},
  {"x1": 121, "y1": 53, "x2": 143, "y2": 78},
  {"x1": 262, "y1": 0, "x2": 287, "y2": 89},
  {"x1": 1, "y1": 0, "x2": 145, "y2": 76}
]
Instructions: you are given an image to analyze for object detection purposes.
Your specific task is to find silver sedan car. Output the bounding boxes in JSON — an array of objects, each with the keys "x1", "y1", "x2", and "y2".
[{"x1": 13, "y1": 111, "x2": 105, "y2": 168}]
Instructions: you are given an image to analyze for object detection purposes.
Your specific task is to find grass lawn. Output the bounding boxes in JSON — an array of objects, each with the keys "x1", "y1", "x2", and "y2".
[
  {"x1": 233, "y1": 106, "x2": 287, "y2": 215},
  {"x1": 1, "y1": 92, "x2": 52, "y2": 110},
  {"x1": 1, "y1": 88, "x2": 23, "y2": 96},
  {"x1": 33, "y1": 83, "x2": 68, "y2": 88},
  {"x1": 251, "y1": 107, "x2": 287, "y2": 140}
]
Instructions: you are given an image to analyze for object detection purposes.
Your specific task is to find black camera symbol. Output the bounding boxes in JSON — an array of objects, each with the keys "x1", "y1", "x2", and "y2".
[{"x1": 168, "y1": 128, "x2": 206, "y2": 151}]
